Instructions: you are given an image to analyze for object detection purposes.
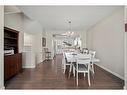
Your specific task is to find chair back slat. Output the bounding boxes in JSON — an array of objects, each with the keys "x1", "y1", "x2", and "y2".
[
  {"x1": 77, "y1": 54, "x2": 91, "y2": 65},
  {"x1": 89, "y1": 50, "x2": 96, "y2": 58},
  {"x1": 77, "y1": 54, "x2": 91, "y2": 60},
  {"x1": 77, "y1": 59, "x2": 91, "y2": 65}
]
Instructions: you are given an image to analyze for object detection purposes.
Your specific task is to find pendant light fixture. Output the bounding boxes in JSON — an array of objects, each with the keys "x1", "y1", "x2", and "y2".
[
  {"x1": 67, "y1": 20, "x2": 74, "y2": 36},
  {"x1": 62, "y1": 20, "x2": 74, "y2": 36}
]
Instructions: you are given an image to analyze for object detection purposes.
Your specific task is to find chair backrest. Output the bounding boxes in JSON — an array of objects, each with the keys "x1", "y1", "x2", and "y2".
[
  {"x1": 77, "y1": 59, "x2": 91, "y2": 65},
  {"x1": 64, "y1": 52, "x2": 76, "y2": 63},
  {"x1": 89, "y1": 50, "x2": 96, "y2": 58},
  {"x1": 82, "y1": 48, "x2": 89, "y2": 54},
  {"x1": 77, "y1": 54, "x2": 91, "y2": 70},
  {"x1": 77, "y1": 54, "x2": 91, "y2": 63},
  {"x1": 77, "y1": 54, "x2": 91, "y2": 60}
]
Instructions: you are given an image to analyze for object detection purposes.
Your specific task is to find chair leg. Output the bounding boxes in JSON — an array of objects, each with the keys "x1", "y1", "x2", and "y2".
[
  {"x1": 73, "y1": 66, "x2": 75, "y2": 77},
  {"x1": 91, "y1": 63, "x2": 95, "y2": 74},
  {"x1": 69, "y1": 63, "x2": 73, "y2": 77},
  {"x1": 69, "y1": 63, "x2": 72, "y2": 73},
  {"x1": 88, "y1": 72, "x2": 91, "y2": 86},
  {"x1": 84, "y1": 73, "x2": 86, "y2": 77},
  {"x1": 76, "y1": 71, "x2": 78, "y2": 86},
  {"x1": 73, "y1": 66, "x2": 74, "y2": 75},
  {"x1": 63, "y1": 64, "x2": 66, "y2": 74}
]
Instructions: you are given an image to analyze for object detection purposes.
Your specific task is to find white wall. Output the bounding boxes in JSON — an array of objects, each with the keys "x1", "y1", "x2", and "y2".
[
  {"x1": 33, "y1": 33, "x2": 43, "y2": 63},
  {"x1": 23, "y1": 33, "x2": 35, "y2": 68},
  {"x1": 87, "y1": 8, "x2": 124, "y2": 79},
  {"x1": 4, "y1": 11, "x2": 44, "y2": 68},
  {"x1": 0, "y1": 6, "x2": 4, "y2": 89},
  {"x1": 22, "y1": 15, "x2": 43, "y2": 64},
  {"x1": 24, "y1": 33, "x2": 33, "y2": 46}
]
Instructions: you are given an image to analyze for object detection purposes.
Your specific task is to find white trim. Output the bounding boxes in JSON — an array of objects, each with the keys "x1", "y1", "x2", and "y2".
[
  {"x1": 124, "y1": 86, "x2": 126, "y2": 89},
  {"x1": 4, "y1": 12, "x2": 21, "y2": 15},
  {"x1": 0, "y1": 86, "x2": 5, "y2": 90},
  {"x1": 22, "y1": 65, "x2": 36, "y2": 68},
  {"x1": 95, "y1": 63, "x2": 124, "y2": 80},
  {"x1": 124, "y1": 31, "x2": 127, "y2": 89},
  {"x1": 0, "y1": 6, "x2": 4, "y2": 91},
  {"x1": 124, "y1": 32, "x2": 127, "y2": 89}
]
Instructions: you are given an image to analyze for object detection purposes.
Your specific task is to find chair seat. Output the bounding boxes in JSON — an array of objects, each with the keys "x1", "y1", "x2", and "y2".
[{"x1": 74, "y1": 63, "x2": 88, "y2": 71}]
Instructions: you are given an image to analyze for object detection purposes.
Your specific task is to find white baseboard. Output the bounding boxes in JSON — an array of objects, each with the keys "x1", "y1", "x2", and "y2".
[
  {"x1": 124, "y1": 86, "x2": 126, "y2": 89},
  {"x1": 22, "y1": 65, "x2": 36, "y2": 68},
  {"x1": 0, "y1": 86, "x2": 5, "y2": 90},
  {"x1": 95, "y1": 63, "x2": 124, "y2": 80}
]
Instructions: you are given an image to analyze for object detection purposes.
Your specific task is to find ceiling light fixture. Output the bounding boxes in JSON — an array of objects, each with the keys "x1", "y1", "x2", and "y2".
[
  {"x1": 61, "y1": 20, "x2": 74, "y2": 36},
  {"x1": 67, "y1": 21, "x2": 74, "y2": 36}
]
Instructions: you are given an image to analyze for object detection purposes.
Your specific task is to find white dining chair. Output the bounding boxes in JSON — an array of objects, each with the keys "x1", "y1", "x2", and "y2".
[
  {"x1": 62, "y1": 52, "x2": 72, "y2": 74},
  {"x1": 82, "y1": 48, "x2": 89, "y2": 54},
  {"x1": 73, "y1": 54, "x2": 91, "y2": 86},
  {"x1": 89, "y1": 50, "x2": 96, "y2": 74}
]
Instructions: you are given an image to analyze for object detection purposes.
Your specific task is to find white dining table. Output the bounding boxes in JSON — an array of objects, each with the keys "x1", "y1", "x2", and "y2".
[
  {"x1": 64, "y1": 52, "x2": 77, "y2": 62},
  {"x1": 65, "y1": 52, "x2": 88, "y2": 76},
  {"x1": 65, "y1": 52, "x2": 91, "y2": 62},
  {"x1": 64, "y1": 51, "x2": 100, "y2": 76}
]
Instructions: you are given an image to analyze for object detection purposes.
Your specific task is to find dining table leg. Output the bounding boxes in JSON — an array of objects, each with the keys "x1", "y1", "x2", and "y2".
[
  {"x1": 76, "y1": 70, "x2": 78, "y2": 86},
  {"x1": 69, "y1": 62, "x2": 73, "y2": 78},
  {"x1": 73, "y1": 65, "x2": 75, "y2": 77},
  {"x1": 63, "y1": 63, "x2": 66, "y2": 73}
]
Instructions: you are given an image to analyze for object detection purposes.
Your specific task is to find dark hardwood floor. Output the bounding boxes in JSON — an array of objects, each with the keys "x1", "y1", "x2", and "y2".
[{"x1": 5, "y1": 54, "x2": 124, "y2": 89}]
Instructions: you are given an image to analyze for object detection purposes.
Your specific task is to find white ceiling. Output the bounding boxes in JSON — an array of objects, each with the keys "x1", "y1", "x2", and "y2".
[{"x1": 18, "y1": 6, "x2": 121, "y2": 31}]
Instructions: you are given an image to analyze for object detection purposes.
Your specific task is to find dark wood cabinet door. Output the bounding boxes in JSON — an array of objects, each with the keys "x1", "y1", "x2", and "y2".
[
  {"x1": 18, "y1": 53, "x2": 22, "y2": 72},
  {"x1": 4, "y1": 58, "x2": 10, "y2": 80},
  {"x1": 4, "y1": 55, "x2": 13, "y2": 80},
  {"x1": 4, "y1": 53, "x2": 22, "y2": 81},
  {"x1": 10, "y1": 56, "x2": 18, "y2": 75}
]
